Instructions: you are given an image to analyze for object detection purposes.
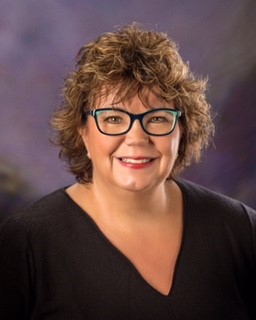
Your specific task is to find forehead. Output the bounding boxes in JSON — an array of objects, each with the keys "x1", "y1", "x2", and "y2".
[{"x1": 94, "y1": 86, "x2": 173, "y2": 110}]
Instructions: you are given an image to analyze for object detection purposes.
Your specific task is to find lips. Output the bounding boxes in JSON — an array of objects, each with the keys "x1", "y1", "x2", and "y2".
[
  {"x1": 120, "y1": 158, "x2": 152, "y2": 164},
  {"x1": 117, "y1": 157, "x2": 156, "y2": 169}
]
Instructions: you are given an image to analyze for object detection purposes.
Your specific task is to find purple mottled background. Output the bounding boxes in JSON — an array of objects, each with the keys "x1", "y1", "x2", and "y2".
[{"x1": 0, "y1": 0, "x2": 256, "y2": 219}]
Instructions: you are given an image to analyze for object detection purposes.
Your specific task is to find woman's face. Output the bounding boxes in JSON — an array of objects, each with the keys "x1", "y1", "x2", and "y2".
[{"x1": 79, "y1": 91, "x2": 181, "y2": 193}]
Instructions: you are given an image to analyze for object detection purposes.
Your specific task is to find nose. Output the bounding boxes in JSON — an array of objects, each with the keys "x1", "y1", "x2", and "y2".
[{"x1": 125, "y1": 119, "x2": 149, "y2": 145}]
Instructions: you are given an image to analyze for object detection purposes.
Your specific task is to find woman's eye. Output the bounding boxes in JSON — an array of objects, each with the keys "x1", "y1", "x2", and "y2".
[
  {"x1": 104, "y1": 116, "x2": 122, "y2": 124},
  {"x1": 150, "y1": 116, "x2": 168, "y2": 123}
]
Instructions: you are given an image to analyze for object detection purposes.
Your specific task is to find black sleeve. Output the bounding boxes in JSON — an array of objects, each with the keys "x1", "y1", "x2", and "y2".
[
  {"x1": 0, "y1": 218, "x2": 34, "y2": 320},
  {"x1": 243, "y1": 204, "x2": 256, "y2": 318}
]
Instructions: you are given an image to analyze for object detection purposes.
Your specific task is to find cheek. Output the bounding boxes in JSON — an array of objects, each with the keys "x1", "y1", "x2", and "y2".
[
  {"x1": 82, "y1": 132, "x2": 122, "y2": 160},
  {"x1": 170, "y1": 127, "x2": 182, "y2": 153},
  {"x1": 163, "y1": 142, "x2": 178, "y2": 158},
  {"x1": 159, "y1": 133, "x2": 180, "y2": 157}
]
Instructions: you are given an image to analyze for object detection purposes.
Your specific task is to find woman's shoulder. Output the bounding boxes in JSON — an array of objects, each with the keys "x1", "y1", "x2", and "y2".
[
  {"x1": 176, "y1": 178, "x2": 256, "y2": 223},
  {"x1": 0, "y1": 187, "x2": 80, "y2": 238},
  {"x1": 176, "y1": 179, "x2": 256, "y2": 260}
]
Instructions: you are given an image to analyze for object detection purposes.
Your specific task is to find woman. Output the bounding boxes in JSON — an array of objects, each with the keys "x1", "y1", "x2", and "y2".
[{"x1": 0, "y1": 24, "x2": 255, "y2": 319}]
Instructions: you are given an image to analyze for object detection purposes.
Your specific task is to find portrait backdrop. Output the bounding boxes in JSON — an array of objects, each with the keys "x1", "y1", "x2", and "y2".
[{"x1": 0, "y1": 0, "x2": 255, "y2": 218}]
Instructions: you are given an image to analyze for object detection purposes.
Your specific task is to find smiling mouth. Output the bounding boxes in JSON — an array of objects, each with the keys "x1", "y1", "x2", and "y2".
[{"x1": 119, "y1": 158, "x2": 153, "y2": 164}]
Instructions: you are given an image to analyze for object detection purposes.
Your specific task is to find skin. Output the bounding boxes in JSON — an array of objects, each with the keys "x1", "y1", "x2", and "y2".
[
  {"x1": 67, "y1": 90, "x2": 183, "y2": 296},
  {"x1": 80, "y1": 91, "x2": 181, "y2": 195}
]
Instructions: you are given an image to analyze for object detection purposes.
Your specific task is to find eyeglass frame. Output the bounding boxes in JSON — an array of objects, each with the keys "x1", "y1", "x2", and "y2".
[{"x1": 83, "y1": 107, "x2": 182, "y2": 136}]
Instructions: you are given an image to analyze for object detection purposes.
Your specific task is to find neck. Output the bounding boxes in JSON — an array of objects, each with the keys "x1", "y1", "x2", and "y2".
[{"x1": 84, "y1": 178, "x2": 177, "y2": 223}]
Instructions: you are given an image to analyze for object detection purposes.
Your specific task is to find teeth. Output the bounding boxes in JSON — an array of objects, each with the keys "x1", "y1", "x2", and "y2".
[{"x1": 121, "y1": 158, "x2": 151, "y2": 164}]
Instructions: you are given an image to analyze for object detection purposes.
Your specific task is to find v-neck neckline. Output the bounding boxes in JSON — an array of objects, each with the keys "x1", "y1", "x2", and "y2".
[{"x1": 61, "y1": 179, "x2": 187, "y2": 298}]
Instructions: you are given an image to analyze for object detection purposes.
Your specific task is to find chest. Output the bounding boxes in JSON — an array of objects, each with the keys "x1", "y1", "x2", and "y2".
[
  {"x1": 99, "y1": 220, "x2": 183, "y2": 296},
  {"x1": 32, "y1": 225, "x2": 251, "y2": 320}
]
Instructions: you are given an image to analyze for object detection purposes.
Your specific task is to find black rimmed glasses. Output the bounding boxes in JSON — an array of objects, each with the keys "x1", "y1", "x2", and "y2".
[{"x1": 84, "y1": 108, "x2": 182, "y2": 136}]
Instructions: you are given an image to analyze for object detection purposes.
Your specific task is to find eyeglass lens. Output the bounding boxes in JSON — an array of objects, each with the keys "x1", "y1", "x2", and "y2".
[{"x1": 95, "y1": 109, "x2": 178, "y2": 135}]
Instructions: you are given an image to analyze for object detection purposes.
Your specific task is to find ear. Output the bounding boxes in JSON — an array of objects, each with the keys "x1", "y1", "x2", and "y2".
[
  {"x1": 78, "y1": 127, "x2": 91, "y2": 159},
  {"x1": 78, "y1": 126, "x2": 86, "y2": 138}
]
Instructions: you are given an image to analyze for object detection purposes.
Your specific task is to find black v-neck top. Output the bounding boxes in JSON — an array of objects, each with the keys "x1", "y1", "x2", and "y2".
[{"x1": 0, "y1": 179, "x2": 256, "y2": 319}]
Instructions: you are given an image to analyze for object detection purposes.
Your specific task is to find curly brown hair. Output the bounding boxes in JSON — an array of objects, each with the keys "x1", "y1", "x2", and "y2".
[{"x1": 51, "y1": 23, "x2": 214, "y2": 183}]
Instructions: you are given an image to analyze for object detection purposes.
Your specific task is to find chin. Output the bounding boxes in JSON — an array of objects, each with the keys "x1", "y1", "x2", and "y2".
[{"x1": 115, "y1": 178, "x2": 162, "y2": 193}]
